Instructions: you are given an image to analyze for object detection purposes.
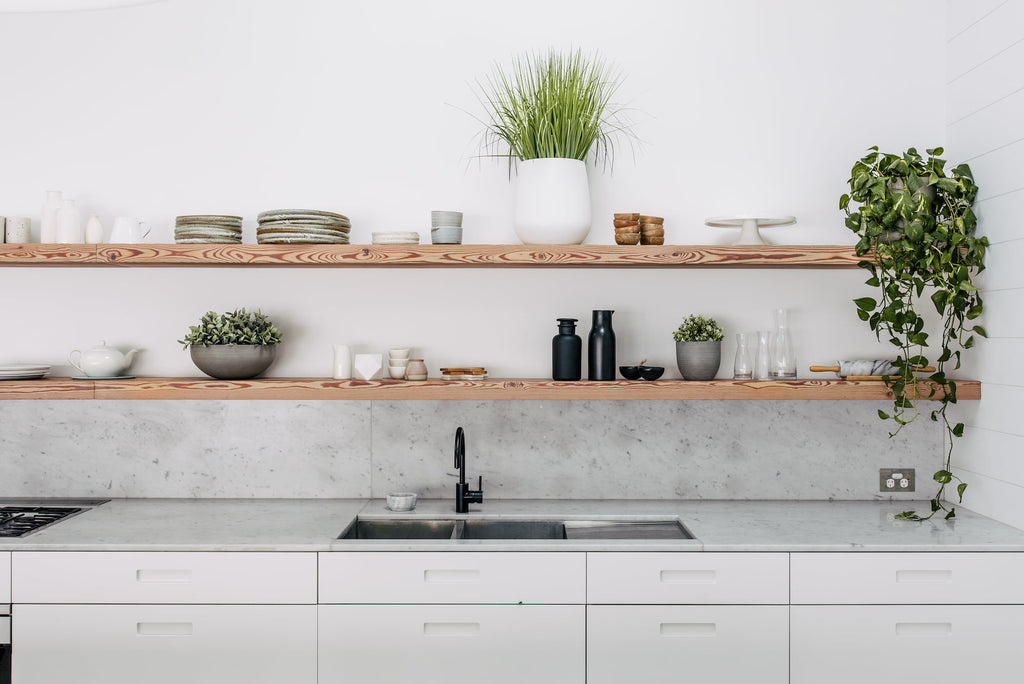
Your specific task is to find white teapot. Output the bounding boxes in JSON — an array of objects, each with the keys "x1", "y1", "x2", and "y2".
[{"x1": 69, "y1": 341, "x2": 139, "y2": 378}]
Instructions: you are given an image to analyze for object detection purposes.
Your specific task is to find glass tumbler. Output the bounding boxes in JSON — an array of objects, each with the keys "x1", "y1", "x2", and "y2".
[{"x1": 733, "y1": 332, "x2": 754, "y2": 380}]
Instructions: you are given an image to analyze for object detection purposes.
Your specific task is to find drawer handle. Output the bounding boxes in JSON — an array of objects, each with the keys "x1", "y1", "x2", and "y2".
[
  {"x1": 424, "y1": 569, "x2": 480, "y2": 583},
  {"x1": 896, "y1": 570, "x2": 952, "y2": 584},
  {"x1": 660, "y1": 622, "x2": 716, "y2": 637},
  {"x1": 423, "y1": 622, "x2": 480, "y2": 637},
  {"x1": 136, "y1": 569, "x2": 193, "y2": 583},
  {"x1": 660, "y1": 570, "x2": 716, "y2": 584},
  {"x1": 896, "y1": 622, "x2": 952, "y2": 637},
  {"x1": 137, "y1": 622, "x2": 193, "y2": 636}
]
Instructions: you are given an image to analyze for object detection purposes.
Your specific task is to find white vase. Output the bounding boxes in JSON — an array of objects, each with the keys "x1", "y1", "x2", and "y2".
[
  {"x1": 40, "y1": 190, "x2": 63, "y2": 243},
  {"x1": 56, "y1": 198, "x2": 82, "y2": 244},
  {"x1": 513, "y1": 158, "x2": 591, "y2": 244},
  {"x1": 84, "y1": 214, "x2": 104, "y2": 244}
]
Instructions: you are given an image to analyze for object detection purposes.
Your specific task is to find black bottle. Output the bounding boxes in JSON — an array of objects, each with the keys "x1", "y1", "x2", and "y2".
[
  {"x1": 588, "y1": 310, "x2": 616, "y2": 381},
  {"x1": 552, "y1": 318, "x2": 582, "y2": 381}
]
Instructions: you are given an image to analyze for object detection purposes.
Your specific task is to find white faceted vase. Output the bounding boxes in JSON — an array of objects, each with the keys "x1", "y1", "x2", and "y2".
[{"x1": 514, "y1": 158, "x2": 592, "y2": 244}]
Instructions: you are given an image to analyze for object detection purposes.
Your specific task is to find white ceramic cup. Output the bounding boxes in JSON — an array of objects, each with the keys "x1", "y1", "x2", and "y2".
[
  {"x1": 388, "y1": 357, "x2": 409, "y2": 368},
  {"x1": 388, "y1": 348, "x2": 411, "y2": 360},
  {"x1": 388, "y1": 365, "x2": 407, "y2": 379},
  {"x1": 4, "y1": 217, "x2": 30, "y2": 243},
  {"x1": 110, "y1": 216, "x2": 151, "y2": 243},
  {"x1": 332, "y1": 344, "x2": 352, "y2": 380}
]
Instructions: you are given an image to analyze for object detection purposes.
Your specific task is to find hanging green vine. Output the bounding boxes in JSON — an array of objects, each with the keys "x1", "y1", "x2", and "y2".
[{"x1": 840, "y1": 146, "x2": 987, "y2": 520}]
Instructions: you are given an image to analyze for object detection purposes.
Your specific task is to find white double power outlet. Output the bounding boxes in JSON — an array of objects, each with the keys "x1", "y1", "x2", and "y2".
[{"x1": 880, "y1": 468, "x2": 915, "y2": 492}]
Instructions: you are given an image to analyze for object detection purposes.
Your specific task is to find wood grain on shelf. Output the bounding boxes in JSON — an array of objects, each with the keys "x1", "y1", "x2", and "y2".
[
  {"x1": 0, "y1": 244, "x2": 865, "y2": 268},
  {"x1": 0, "y1": 377, "x2": 980, "y2": 401}
]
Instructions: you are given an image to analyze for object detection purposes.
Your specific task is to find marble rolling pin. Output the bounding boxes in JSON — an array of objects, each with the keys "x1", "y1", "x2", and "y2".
[{"x1": 809, "y1": 360, "x2": 935, "y2": 379}]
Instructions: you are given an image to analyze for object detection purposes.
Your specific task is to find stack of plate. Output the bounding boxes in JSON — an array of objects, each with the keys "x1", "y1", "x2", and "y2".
[
  {"x1": 0, "y1": 363, "x2": 50, "y2": 380},
  {"x1": 257, "y1": 209, "x2": 351, "y2": 244},
  {"x1": 372, "y1": 231, "x2": 420, "y2": 245},
  {"x1": 175, "y1": 215, "x2": 243, "y2": 244},
  {"x1": 440, "y1": 367, "x2": 488, "y2": 381}
]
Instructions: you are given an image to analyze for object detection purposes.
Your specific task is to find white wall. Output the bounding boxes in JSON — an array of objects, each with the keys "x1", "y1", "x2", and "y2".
[
  {"x1": 0, "y1": 0, "x2": 945, "y2": 379},
  {"x1": 947, "y1": 0, "x2": 1024, "y2": 527}
]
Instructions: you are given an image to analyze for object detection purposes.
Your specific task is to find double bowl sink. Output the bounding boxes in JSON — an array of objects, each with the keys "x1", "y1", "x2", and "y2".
[{"x1": 339, "y1": 517, "x2": 694, "y2": 541}]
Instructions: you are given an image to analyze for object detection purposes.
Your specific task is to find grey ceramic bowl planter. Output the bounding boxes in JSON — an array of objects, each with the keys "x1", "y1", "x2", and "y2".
[
  {"x1": 675, "y1": 341, "x2": 721, "y2": 380},
  {"x1": 190, "y1": 344, "x2": 277, "y2": 380}
]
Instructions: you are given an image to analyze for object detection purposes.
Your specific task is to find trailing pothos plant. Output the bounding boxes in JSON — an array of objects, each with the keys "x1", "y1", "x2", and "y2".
[{"x1": 841, "y1": 146, "x2": 988, "y2": 520}]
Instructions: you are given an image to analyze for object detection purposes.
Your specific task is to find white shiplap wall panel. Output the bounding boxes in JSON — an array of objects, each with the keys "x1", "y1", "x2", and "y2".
[
  {"x1": 973, "y1": 289, "x2": 1024, "y2": 338},
  {"x1": 947, "y1": 0, "x2": 1024, "y2": 81},
  {"x1": 973, "y1": 190, "x2": 1024, "y2": 244},
  {"x1": 969, "y1": 141, "x2": 1024, "y2": 200},
  {"x1": 946, "y1": 40, "x2": 1024, "y2": 123},
  {"x1": 948, "y1": 0, "x2": 1010, "y2": 39},
  {"x1": 957, "y1": 427, "x2": 1024, "y2": 489},
  {"x1": 949, "y1": 469, "x2": 1024, "y2": 530},
  {"x1": 960, "y1": 383, "x2": 1024, "y2": 440},
  {"x1": 976, "y1": 237, "x2": 1024, "y2": 290},
  {"x1": 946, "y1": 88, "x2": 1024, "y2": 161},
  {"x1": 958, "y1": 337, "x2": 1024, "y2": 387}
]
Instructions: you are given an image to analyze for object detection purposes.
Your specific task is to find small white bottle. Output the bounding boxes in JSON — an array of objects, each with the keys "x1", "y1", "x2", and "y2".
[
  {"x1": 332, "y1": 344, "x2": 352, "y2": 380},
  {"x1": 56, "y1": 198, "x2": 83, "y2": 244},
  {"x1": 84, "y1": 214, "x2": 103, "y2": 244},
  {"x1": 40, "y1": 190, "x2": 63, "y2": 243}
]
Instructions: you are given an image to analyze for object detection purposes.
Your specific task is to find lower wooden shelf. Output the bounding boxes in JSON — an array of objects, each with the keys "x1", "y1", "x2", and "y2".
[{"x1": 0, "y1": 377, "x2": 981, "y2": 401}]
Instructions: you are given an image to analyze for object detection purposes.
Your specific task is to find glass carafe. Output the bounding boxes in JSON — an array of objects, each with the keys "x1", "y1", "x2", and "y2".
[
  {"x1": 733, "y1": 332, "x2": 753, "y2": 380},
  {"x1": 769, "y1": 308, "x2": 797, "y2": 379},
  {"x1": 754, "y1": 330, "x2": 772, "y2": 380}
]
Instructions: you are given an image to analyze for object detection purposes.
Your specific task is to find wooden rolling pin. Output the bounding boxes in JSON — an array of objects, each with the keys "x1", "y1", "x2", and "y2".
[{"x1": 809, "y1": 360, "x2": 935, "y2": 379}]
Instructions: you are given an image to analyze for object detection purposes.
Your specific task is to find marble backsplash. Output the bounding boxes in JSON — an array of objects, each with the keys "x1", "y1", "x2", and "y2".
[{"x1": 0, "y1": 400, "x2": 940, "y2": 500}]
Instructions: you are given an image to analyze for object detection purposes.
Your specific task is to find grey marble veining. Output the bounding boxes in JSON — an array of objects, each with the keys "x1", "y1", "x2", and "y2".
[{"x1": 0, "y1": 399, "x2": 940, "y2": 501}]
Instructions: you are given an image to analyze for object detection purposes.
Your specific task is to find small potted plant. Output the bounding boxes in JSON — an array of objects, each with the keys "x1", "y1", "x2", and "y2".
[
  {"x1": 179, "y1": 308, "x2": 283, "y2": 380},
  {"x1": 673, "y1": 314, "x2": 724, "y2": 380}
]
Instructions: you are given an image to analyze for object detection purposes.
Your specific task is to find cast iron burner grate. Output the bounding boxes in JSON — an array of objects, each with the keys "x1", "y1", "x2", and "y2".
[{"x1": 0, "y1": 506, "x2": 83, "y2": 537}]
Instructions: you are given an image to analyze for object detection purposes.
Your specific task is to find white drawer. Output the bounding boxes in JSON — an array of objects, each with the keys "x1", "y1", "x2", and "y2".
[
  {"x1": 0, "y1": 552, "x2": 9, "y2": 603},
  {"x1": 588, "y1": 605, "x2": 789, "y2": 684},
  {"x1": 12, "y1": 552, "x2": 317, "y2": 604},
  {"x1": 318, "y1": 552, "x2": 586, "y2": 604},
  {"x1": 791, "y1": 553, "x2": 1024, "y2": 604},
  {"x1": 587, "y1": 553, "x2": 789, "y2": 604},
  {"x1": 792, "y1": 605, "x2": 1024, "y2": 683},
  {"x1": 14, "y1": 604, "x2": 317, "y2": 684}
]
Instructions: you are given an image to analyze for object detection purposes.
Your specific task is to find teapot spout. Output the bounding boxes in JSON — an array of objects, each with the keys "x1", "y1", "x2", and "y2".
[{"x1": 123, "y1": 349, "x2": 140, "y2": 370}]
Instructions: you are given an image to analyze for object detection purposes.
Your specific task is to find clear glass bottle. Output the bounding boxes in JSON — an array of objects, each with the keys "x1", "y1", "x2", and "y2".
[
  {"x1": 769, "y1": 308, "x2": 797, "y2": 379},
  {"x1": 733, "y1": 332, "x2": 753, "y2": 380},
  {"x1": 754, "y1": 330, "x2": 772, "y2": 380}
]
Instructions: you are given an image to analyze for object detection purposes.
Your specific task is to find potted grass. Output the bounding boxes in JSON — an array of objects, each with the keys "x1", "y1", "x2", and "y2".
[
  {"x1": 474, "y1": 48, "x2": 632, "y2": 244},
  {"x1": 179, "y1": 308, "x2": 282, "y2": 380}
]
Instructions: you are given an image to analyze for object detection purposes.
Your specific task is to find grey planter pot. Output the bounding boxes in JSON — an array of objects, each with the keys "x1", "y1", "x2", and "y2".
[
  {"x1": 189, "y1": 344, "x2": 277, "y2": 380},
  {"x1": 675, "y1": 341, "x2": 722, "y2": 381}
]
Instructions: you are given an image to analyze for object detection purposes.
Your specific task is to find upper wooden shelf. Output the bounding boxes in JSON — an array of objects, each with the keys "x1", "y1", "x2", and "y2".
[
  {"x1": 0, "y1": 377, "x2": 980, "y2": 401},
  {"x1": 0, "y1": 244, "x2": 864, "y2": 268}
]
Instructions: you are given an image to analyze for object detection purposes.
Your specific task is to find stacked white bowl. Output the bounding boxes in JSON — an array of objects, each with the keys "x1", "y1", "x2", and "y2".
[
  {"x1": 388, "y1": 348, "x2": 410, "y2": 379},
  {"x1": 431, "y1": 210, "x2": 463, "y2": 244}
]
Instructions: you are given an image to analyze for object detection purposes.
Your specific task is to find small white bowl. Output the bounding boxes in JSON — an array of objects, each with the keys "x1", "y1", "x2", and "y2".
[
  {"x1": 386, "y1": 492, "x2": 418, "y2": 511},
  {"x1": 388, "y1": 357, "x2": 409, "y2": 368},
  {"x1": 388, "y1": 366, "x2": 407, "y2": 379},
  {"x1": 388, "y1": 348, "x2": 411, "y2": 359}
]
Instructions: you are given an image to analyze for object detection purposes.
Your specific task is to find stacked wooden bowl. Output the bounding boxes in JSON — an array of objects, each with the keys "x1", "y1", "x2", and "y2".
[
  {"x1": 613, "y1": 213, "x2": 640, "y2": 244},
  {"x1": 640, "y1": 215, "x2": 664, "y2": 245}
]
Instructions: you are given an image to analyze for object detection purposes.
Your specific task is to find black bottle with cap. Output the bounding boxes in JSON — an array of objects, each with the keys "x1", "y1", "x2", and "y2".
[
  {"x1": 552, "y1": 318, "x2": 582, "y2": 381},
  {"x1": 587, "y1": 310, "x2": 616, "y2": 381}
]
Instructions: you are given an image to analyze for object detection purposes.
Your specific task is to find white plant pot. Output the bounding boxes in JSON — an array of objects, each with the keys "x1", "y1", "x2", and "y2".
[{"x1": 513, "y1": 158, "x2": 591, "y2": 245}]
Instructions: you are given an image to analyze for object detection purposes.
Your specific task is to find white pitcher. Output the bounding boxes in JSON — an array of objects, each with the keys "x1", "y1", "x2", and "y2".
[{"x1": 109, "y1": 216, "x2": 151, "y2": 243}]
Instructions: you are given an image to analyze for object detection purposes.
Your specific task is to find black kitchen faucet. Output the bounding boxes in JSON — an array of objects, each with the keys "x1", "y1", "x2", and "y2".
[{"x1": 454, "y1": 426, "x2": 483, "y2": 513}]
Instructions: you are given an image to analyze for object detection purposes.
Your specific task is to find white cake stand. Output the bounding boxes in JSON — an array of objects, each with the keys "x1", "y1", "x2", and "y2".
[{"x1": 705, "y1": 215, "x2": 797, "y2": 245}]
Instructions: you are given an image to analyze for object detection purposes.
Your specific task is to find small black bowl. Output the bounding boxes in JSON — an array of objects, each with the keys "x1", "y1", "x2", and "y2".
[
  {"x1": 638, "y1": 366, "x2": 665, "y2": 381},
  {"x1": 619, "y1": 365, "x2": 641, "y2": 380}
]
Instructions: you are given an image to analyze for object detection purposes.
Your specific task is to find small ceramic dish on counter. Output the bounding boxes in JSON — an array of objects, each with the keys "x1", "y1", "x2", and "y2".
[
  {"x1": 619, "y1": 365, "x2": 665, "y2": 381},
  {"x1": 386, "y1": 492, "x2": 418, "y2": 512}
]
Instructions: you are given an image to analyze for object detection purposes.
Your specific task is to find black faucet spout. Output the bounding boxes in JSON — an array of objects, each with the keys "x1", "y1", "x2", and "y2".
[{"x1": 453, "y1": 426, "x2": 483, "y2": 513}]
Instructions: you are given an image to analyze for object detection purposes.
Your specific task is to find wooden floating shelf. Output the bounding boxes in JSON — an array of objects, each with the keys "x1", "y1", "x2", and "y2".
[
  {"x1": 0, "y1": 378, "x2": 981, "y2": 401},
  {"x1": 0, "y1": 244, "x2": 865, "y2": 268}
]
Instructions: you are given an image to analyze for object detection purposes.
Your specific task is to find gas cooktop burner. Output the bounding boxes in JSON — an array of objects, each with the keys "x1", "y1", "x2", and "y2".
[{"x1": 0, "y1": 506, "x2": 86, "y2": 537}]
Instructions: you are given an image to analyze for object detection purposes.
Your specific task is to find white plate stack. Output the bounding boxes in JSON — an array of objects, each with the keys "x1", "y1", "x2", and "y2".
[
  {"x1": 175, "y1": 215, "x2": 243, "y2": 243},
  {"x1": 371, "y1": 231, "x2": 420, "y2": 245},
  {"x1": 0, "y1": 363, "x2": 51, "y2": 380},
  {"x1": 257, "y1": 209, "x2": 351, "y2": 244}
]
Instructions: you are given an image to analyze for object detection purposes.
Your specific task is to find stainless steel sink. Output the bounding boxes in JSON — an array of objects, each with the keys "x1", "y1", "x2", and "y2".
[{"x1": 338, "y1": 517, "x2": 694, "y2": 541}]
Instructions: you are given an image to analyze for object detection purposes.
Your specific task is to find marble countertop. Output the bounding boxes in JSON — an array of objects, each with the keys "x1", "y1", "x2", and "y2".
[{"x1": 3, "y1": 498, "x2": 1024, "y2": 552}]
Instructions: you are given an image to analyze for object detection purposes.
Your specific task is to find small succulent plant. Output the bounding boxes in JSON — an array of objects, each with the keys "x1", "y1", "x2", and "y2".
[
  {"x1": 672, "y1": 314, "x2": 724, "y2": 342},
  {"x1": 179, "y1": 309, "x2": 282, "y2": 348}
]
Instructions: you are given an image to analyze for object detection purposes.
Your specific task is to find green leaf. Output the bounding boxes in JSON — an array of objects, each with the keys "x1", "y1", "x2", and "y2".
[
  {"x1": 853, "y1": 297, "x2": 877, "y2": 312},
  {"x1": 957, "y1": 483, "x2": 967, "y2": 501},
  {"x1": 934, "y1": 470, "x2": 953, "y2": 484},
  {"x1": 952, "y1": 423, "x2": 965, "y2": 438},
  {"x1": 877, "y1": 410, "x2": 890, "y2": 420}
]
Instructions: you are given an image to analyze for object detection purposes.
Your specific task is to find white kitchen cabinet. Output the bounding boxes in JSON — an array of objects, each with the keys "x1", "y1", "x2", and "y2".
[
  {"x1": 587, "y1": 552, "x2": 789, "y2": 604},
  {"x1": 13, "y1": 603, "x2": 317, "y2": 684},
  {"x1": 588, "y1": 605, "x2": 788, "y2": 684},
  {"x1": 320, "y1": 604, "x2": 585, "y2": 684},
  {"x1": 791, "y1": 605, "x2": 1024, "y2": 683},
  {"x1": 0, "y1": 552, "x2": 9, "y2": 603},
  {"x1": 319, "y1": 551, "x2": 585, "y2": 604},
  {"x1": 12, "y1": 551, "x2": 316, "y2": 604}
]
